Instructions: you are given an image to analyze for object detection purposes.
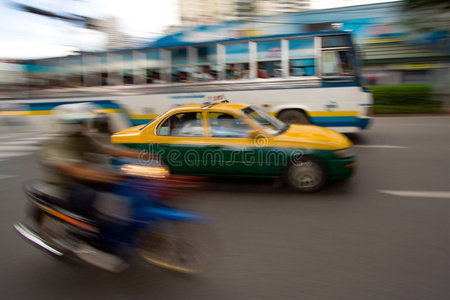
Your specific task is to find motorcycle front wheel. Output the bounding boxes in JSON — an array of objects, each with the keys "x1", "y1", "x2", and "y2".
[{"x1": 137, "y1": 221, "x2": 217, "y2": 274}]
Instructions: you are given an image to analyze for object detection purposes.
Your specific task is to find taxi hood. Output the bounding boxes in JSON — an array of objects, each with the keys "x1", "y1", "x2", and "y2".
[{"x1": 277, "y1": 124, "x2": 352, "y2": 150}]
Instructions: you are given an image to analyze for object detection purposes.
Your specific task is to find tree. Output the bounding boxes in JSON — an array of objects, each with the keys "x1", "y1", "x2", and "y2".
[
  {"x1": 404, "y1": 0, "x2": 450, "y2": 10},
  {"x1": 402, "y1": 0, "x2": 450, "y2": 34}
]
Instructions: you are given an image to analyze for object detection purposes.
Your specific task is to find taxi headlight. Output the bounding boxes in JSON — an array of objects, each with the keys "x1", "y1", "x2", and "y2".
[
  {"x1": 334, "y1": 147, "x2": 355, "y2": 158},
  {"x1": 120, "y1": 164, "x2": 170, "y2": 178}
]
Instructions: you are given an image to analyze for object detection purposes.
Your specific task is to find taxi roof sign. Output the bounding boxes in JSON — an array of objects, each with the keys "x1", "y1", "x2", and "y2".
[{"x1": 203, "y1": 94, "x2": 229, "y2": 108}]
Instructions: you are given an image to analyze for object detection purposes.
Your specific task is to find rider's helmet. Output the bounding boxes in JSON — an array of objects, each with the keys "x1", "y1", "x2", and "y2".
[{"x1": 52, "y1": 102, "x2": 101, "y2": 134}]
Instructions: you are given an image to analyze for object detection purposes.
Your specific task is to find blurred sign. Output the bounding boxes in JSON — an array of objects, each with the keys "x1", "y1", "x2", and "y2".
[
  {"x1": 229, "y1": 29, "x2": 263, "y2": 39},
  {"x1": 325, "y1": 101, "x2": 338, "y2": 111},
  {"x1": 387, "y1": 63, "x2": 448, "y2": 70},
  {"x1": 364, "y1": 37, "x2": 404, "y2": 44}
]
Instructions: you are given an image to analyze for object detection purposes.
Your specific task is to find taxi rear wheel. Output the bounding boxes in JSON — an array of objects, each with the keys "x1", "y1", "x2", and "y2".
[{"x1": 283, "y1": 156, "x2": 326, "y2": 192}]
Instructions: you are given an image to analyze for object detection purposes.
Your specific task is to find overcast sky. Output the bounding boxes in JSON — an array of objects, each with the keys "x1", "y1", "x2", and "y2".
[
  {"x1": 0, "y1": 0, "x2": 396, "y2": 59},
  {"x1": 0, "y1": 0, "x2": 180, "y2": 59}
]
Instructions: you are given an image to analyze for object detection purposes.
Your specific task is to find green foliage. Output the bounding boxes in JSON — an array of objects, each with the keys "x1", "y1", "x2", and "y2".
[
  {"x1": 402, "y1": 1, "x2": 450, "y2": 38},
  {"x1": 371, "y1": 84, "x2": 443, "y2": 114},
  {"x1": 404, "y1": 0, "x2": 450, "y2": 10},
  {"x1": 370, "y1": 84, "x2": 433, "y2": 105},
  {"x1": 374, "y1": 102, "x2": 442, "y2": 114}
]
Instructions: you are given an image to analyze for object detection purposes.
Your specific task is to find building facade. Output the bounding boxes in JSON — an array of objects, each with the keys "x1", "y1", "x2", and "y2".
[
  {"x1": 179, "y1": 0, "x2": 312, "y2": 26},
  {"x1": 2, "y1": 2, "x2": 449, "y2": 97}
]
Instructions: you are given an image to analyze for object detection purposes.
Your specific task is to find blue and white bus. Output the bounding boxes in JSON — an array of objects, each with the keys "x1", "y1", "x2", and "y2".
[
  {"x1": 2, "y1": 31, "x2": 372, "y2": 133},
  {"x1": 121, "y1": 30, "x2": 372, "y2": 132}
]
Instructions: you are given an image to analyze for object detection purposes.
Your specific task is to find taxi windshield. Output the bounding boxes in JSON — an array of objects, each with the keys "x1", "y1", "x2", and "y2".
[{"x1": 242, "y1": 106, "x2": 287, "y2": 135}]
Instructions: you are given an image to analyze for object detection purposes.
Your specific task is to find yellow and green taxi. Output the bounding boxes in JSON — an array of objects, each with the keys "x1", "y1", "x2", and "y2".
[{"x1": 112, "y1": 100, "x2": 356, "y2": 192}]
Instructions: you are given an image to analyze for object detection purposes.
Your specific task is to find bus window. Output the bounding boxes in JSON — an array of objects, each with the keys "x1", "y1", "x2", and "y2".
[
  {"x1": 257, "y1": 61, "x2": 282, "y2": 78},
  {"x1": 225, "y1": 43, "x2": 249, "y2": 80},
  {"x1": 123, "y1": 70, "x2": 133, "y2": 84},
  {"x1": 171, "y1": 48, "x2": 188, "y2": 65},
  {"x1": 289, "y1": 39, "x2": 315, "y2": 77},
  {"x1": 257, "y1": 40, "x2": 281, "y2": 78},
  {"x1": 226, "y1": 64, "x2": 238, "y2": 80},
  {"x1": 146, "y1": 51, "x2": 163, "y2": 83},
  {"x1": 193, "y1": 65, "x2": 216, "y2": 82},
  {"x1": 322, "y1": 50, "x2": 355, "y2": 77},
  {"x1": 123, "y1": 54, "x2": 134, "y2": 84},
  {"x1": 171, "y1": 48, "x2": 191, "y2": 82},
  {"x1": 289, "y1": 59, "x2": 315, "y2": 76},
  {"x1": 146, "y1": 69, "x2": 165, "y2": 84},
  {"x1": 123, "y1": 53, "x2": 133, "y2": 84},
  {"x1": 225, "y1": 63, "x2": 249, "y2": 79},
  {"x1": 192, "y1": 45, "x2": 218, "y2": 81},
  {"x1": 197, "y1": 45, "x2": 217, "y2": 64},
  {"x1": 172, "y1": 69, "x2": 192, "y2": 83},
  {"x1": 146, "y1": 50, "x2": 160, "y2": 66}
]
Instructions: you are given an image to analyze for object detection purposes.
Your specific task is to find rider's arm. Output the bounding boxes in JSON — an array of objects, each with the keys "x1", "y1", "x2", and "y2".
[
  {"x1": 39, "y1": 137, "x2": 123, "y2": 184},
  {"x1": 106, "y1": 145, "x2": 160, "y2": 164},
  {"x1": 89, "y1": 135, "x2": 158, "y2": 160},
  {"x1": 105, "y1": 145, "x2": 141, "y2": 159},
  {"x1": 86, "y1": 133, "x2": 141, "y2": 159},
  {"x1": 55, "y1": 161, "x2": 122, "y2": 183}
]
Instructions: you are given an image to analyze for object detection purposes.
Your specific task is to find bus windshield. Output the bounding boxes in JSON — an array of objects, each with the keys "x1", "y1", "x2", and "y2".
[{"x1": 242, "y1": 106, "x2": 287, "y2": 135}]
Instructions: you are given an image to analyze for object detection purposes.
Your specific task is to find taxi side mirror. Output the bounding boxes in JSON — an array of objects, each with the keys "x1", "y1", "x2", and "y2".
[{"x1": 248, "y1": 129, "x2": 265, "y2": 139}]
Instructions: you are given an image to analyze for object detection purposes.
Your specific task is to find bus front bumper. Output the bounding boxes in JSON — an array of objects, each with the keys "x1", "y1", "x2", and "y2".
[{"x1": 358, "y1": 117, "x2": 372, "y2": 130}]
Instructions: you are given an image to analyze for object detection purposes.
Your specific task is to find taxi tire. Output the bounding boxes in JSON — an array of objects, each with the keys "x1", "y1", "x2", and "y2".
[
  {"x1": 278, "y1": 110, "x2": 310, "y2": 125},
  {"x1": 283, "y1": 156, "x2": 326, "y2": 193}
]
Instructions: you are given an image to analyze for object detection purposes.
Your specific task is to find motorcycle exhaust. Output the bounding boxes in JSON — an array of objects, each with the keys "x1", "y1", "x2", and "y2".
[{"x1": 13, "y1": 222, "x2": 63, "y2": 256}]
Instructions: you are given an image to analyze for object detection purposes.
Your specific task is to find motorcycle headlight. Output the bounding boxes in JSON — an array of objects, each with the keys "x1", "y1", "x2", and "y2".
[
  {"x1": 120, "y1": 164, "x2": 170, "y2": 178},
  {"x1": 334, "y1": 147, "x2": 355, "y2": 158}
]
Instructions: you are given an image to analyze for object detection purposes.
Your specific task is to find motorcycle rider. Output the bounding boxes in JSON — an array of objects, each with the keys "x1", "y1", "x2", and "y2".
[
  {"x1": 38, "y1": 103, "x2": 144, "y2": 271},
  {"x1": 87, "y1": 112, "x2": 116, "y2": 169}
]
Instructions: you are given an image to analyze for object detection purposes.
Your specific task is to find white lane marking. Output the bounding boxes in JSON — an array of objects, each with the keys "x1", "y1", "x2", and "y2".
[
  {"x1": 354, "y1": 145, "x2": 407, "y2": 149},
  {"x1": 379, "y1": 190, "x2": 450, "y2": 199},
  {"x1": 0, "y1": 174, "x2": 18, "y2": 179},
  {"x1": 0, "y1": 133, "x2": 54, "y2": 141},
  {"x1": 1, "y1": 140, "x2": 42, "y2": 145},
  {"x1": 0, "y1": 145, "x2": 40, "y2": 151},
  {"x1": 0, "y1": 152, "x2": 32, "y2": 159},
  {"x1": 0, "y1": 133, "x2": 33, "y2": 140},
  {"x1": 20, "y1": 136, "x2": 53, "y2": 141}
]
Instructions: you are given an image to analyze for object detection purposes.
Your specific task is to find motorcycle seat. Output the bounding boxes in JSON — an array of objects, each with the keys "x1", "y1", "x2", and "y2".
[
  {"x1": 24, "y1": 180, "x2": 69, "y2": 208},
  {"x1": 23, "y1": 180, "x2": 98, "y2": 227}
]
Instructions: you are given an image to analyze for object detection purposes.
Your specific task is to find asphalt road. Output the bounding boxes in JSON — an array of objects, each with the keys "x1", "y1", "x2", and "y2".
[{"x1": 1, "y1": 116, "x2": 449, "y2": 300}]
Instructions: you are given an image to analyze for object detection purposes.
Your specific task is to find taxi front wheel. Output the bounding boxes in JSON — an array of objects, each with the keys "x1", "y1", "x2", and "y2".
[{"x1": 283, "y1": 157, "x2": 326, "y2": 192}]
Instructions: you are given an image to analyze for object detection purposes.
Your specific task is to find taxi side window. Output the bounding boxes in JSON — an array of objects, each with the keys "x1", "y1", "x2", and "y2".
[
  {"x1": 159, "y1": 112, "x2": 204, "y2": 137},
  {"x1": 208, "y1": 112, "x2": 250, "y2": 138}
]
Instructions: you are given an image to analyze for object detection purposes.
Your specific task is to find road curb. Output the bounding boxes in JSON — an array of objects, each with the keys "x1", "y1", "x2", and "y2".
[{"x1": 374, "y1": 112, "x2": 450, "y2": 117}]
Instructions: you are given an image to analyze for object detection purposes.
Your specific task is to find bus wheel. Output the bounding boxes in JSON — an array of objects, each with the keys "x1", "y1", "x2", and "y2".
[
  {"x1": 278, "y1": 110, "x2": 309, "y2": 125},
  {"x1": 283, "y1": 156, "x2": 326, "y2": 192}
]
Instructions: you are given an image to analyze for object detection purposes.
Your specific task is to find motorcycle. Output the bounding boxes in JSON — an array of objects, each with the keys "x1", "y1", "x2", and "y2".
[{"x1": 14, "y1": 162, "x2": 217, "y2": 273}]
